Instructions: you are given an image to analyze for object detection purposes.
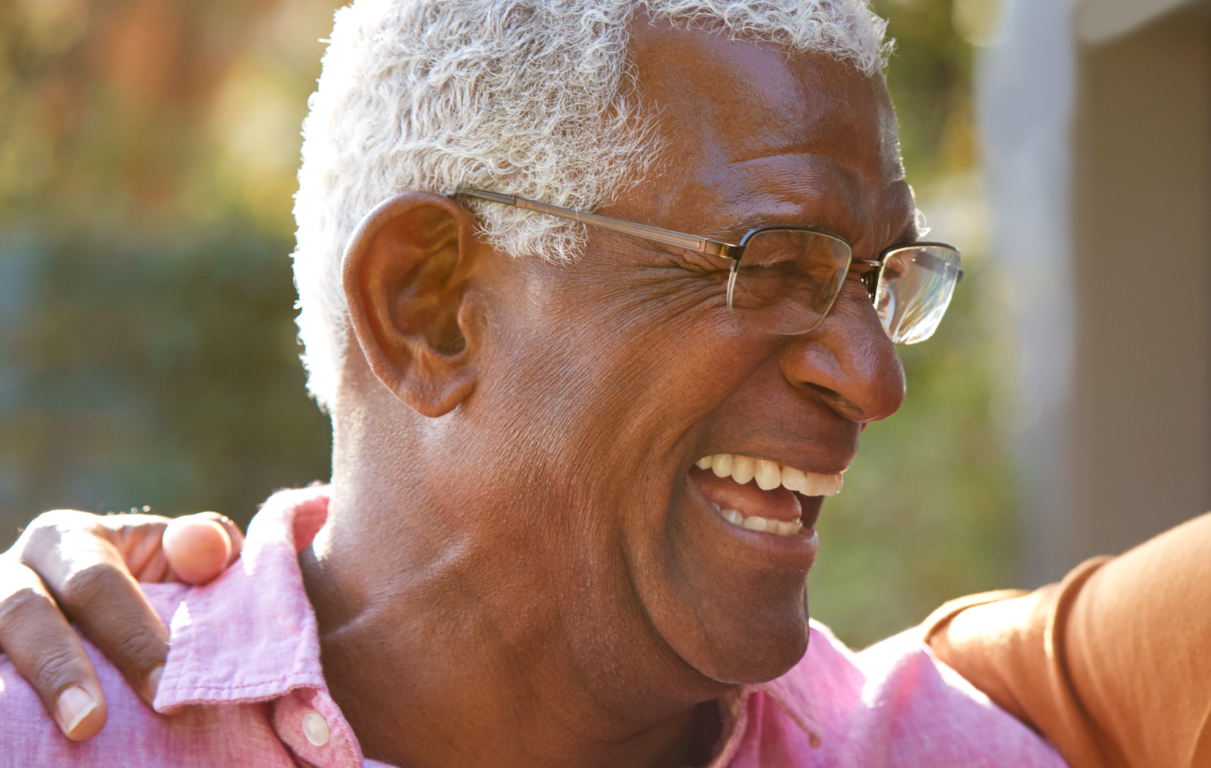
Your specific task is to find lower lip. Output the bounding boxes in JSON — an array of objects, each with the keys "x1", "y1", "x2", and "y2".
[{"x1": 686, "y1": 475, "x2": 822, "y2": 565}]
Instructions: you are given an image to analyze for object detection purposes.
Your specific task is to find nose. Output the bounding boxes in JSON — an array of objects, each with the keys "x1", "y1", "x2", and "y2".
[{"x1": 778, "y1": 293, "x2": 905, "y2": 423}]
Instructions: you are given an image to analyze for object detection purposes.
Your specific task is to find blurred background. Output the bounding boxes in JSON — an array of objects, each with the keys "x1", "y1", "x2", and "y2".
[{"x1": 1, "y1": 0, "x2": 1207, "y2": 648}]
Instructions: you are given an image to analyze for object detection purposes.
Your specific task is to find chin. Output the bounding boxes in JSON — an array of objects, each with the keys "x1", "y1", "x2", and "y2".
[
  {"x1": 639, "y1": 505, "x2": 818, "y2": 685},
  {"x1": 672, "y1": 567, "x2": 813, "y2": 685},
  {"x1": 620, "y1": 461, "x2": 825, "y2": 688}
]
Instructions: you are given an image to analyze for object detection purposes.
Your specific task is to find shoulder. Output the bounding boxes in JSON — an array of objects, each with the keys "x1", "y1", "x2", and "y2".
[
  {"x1": 739, "y1": 622, "x2": 1069, "y2": 767},
  {"x1": 0, "y1": 491, "x2": 336, "y2": 767}
]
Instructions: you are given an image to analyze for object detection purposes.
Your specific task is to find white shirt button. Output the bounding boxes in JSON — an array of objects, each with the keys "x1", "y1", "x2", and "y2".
[{"x1": 302, "y1": 711, "x2": 330, "y2": 747}]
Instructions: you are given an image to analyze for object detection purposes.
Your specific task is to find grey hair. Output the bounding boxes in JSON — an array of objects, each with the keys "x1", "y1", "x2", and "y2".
[{"x1": 293, "y1": 0, "x2": 890, "y2": 409}]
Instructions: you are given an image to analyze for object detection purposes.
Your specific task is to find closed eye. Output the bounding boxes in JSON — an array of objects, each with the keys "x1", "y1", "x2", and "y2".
[{"x1": 667, "y1": 250, "x2": 734, "y2": 275}]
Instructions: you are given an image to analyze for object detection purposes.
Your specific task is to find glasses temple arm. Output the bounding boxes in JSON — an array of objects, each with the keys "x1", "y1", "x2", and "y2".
[{"x1": 456, "y1": 189, "x2": 740, "y2": 260}]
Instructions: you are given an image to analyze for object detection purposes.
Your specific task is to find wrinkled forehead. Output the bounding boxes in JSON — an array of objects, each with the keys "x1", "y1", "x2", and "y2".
[{"x1": 625, "y1": 19, "x2": 911, "y2": 247}]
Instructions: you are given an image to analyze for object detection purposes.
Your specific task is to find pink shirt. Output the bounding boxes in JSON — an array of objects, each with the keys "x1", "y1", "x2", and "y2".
[{"x1": 0, "y1": 487, "x2": 1066, "y2": 767}]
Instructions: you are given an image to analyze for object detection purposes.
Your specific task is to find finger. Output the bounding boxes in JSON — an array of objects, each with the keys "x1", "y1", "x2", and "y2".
[
  {"x1": 23, "y1": 524, "x2": 171, "y2": 710},
  {"x1": 115, "y1": 514, "x2": 174, "y2": 582},
  {"x1": 162, "y1": 515, "x2": 232, "y2": 585},
  {"x1": 110, "y1": 512, "x2": 243, "y2": 585},
  {"x1": 0, "y1": 561, "x2": 108, "y2": 740}
]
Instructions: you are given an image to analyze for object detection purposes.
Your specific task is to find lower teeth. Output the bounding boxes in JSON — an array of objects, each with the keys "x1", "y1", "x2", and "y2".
[{"x1": 714, "y1": 505, "x2": 802, "y2": 537}]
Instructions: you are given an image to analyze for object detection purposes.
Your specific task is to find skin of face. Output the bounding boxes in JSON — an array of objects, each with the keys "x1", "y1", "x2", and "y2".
[{"x1": 303, "y1": 16, "x2": 912, "y2": 768}]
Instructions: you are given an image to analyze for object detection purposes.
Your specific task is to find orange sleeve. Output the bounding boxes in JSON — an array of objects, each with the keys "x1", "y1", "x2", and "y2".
[{"x1": 923, "y1": 511, "x2": 1211, "y2": 768}]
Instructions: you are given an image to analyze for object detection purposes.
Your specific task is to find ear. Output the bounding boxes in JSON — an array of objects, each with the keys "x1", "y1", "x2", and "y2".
[{"x1": 342, "y1": 191, "x2": 484, "y2": 418}]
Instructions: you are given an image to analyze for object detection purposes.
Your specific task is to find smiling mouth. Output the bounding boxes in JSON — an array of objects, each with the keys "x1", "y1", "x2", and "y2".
[{"x1": 689, "y1": 454, "x2": 843, "y2": 537}]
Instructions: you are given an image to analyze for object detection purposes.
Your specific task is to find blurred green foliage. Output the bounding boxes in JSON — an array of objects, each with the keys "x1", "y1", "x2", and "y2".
[
  {"x1": 0, "y1": 0, "x2": 1017, "y2": 648},
  {"x1": 0, "y1": 0, "x2": 337, "y2": 543},
  {"x1": 0, "y1": 229, "x2": 330, "y2": 532}
]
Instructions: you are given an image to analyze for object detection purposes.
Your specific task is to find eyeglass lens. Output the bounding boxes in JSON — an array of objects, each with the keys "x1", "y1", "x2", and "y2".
[
  {"x1": 725, "y1": 229, "x2": 851, "y2": 336},
  {"x1": 874, "y1": 245, "x2": 961, "y2": 344},
  {"x1": 726, "y1": 229, "x2": 960, "y2": 344}
]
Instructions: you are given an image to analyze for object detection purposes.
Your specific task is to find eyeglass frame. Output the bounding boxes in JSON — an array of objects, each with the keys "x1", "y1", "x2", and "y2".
[{"x1": 454, "y1": 188, "x2": 962, "y2": 339}]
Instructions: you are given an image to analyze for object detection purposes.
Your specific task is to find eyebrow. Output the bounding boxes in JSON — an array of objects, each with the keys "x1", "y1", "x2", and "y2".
[
  {"x1": 713, "y1": 202, "x2": 859, "y2": 244},
  {"x1": 718, "y1": 207, "x2": 920, "y2": 253}
]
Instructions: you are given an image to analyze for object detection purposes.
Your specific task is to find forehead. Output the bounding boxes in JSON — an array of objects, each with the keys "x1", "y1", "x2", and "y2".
[{"x1": 625, "y1": 19, "x2": 912, "y2": 249}]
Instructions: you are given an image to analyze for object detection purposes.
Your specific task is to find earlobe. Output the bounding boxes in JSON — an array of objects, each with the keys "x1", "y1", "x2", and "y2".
[{"x1": 342, "y1": 192, "x2": 482, "y2": 418}]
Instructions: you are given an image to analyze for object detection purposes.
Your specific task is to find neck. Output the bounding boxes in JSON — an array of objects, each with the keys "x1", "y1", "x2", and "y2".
[{"x1": 299, "y1": 450, "x2": 723, "y2": 768}]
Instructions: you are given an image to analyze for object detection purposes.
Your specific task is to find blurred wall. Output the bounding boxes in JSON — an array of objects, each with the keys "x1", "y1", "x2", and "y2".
[
  {"x1": 1068, "y1": 2, "x2": 1211, "y2": 567},
  {"x1": 983, "y1": 0, "x2": 1211, "y2": 584}
]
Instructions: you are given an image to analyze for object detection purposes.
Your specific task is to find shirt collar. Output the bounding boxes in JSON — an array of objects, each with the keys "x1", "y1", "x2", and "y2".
[
  {"x1": 701, "y1": 656, "x2": 825, "y2": 768},
  {"x1": 752, "y1": 649, "x2": 825, "y2": 748},
  {"x1": 154, "y1": 485, "x2": 332, "y2": 710}
]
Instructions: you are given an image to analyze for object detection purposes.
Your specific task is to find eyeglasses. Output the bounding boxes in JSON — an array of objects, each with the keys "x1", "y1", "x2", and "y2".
[{"x1": 456, "y1": 189, "x2": 963, "y2": 344}]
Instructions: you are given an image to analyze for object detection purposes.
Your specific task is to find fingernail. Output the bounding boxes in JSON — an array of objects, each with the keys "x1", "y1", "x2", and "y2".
[
  {"x1": 57, "y1": 686, "x2": 97, "y2": 735},
  {"x1": 146, "y1": 665, "x2": 164, "y2": 702}
]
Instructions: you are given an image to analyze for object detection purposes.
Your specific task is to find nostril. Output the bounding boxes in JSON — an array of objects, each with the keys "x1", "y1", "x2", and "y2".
[{"x1": 803, "y1": 382, "x2": 866, "y2": 421}]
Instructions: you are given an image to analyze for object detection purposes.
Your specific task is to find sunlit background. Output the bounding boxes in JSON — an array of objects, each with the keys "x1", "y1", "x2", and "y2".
[{"x1": 2, "y1": 0, "x2": 1208, "y2": 649}]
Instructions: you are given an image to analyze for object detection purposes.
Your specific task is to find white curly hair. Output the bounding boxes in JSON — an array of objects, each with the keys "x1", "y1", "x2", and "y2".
[{"x1": 294, "y1": 0, "x2": 891, "y2": 409}]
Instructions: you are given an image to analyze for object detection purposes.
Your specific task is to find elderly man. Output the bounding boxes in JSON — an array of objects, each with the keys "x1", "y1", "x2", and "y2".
[{"x1": 3, "y1": 1, "x2": 1210, "y2": 767}]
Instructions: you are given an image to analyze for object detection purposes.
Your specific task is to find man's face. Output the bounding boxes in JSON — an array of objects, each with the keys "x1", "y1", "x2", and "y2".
[{"x1": 447, "y1": 20, "x2": 911, "y2": 699}]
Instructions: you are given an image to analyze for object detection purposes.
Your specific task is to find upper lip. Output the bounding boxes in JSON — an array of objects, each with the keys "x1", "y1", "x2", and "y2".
[{"x1": 695, "y1": 413, "x2": 862, "y2": 477}]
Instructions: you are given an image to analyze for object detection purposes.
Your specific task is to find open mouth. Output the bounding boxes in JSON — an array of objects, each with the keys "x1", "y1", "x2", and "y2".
[{"x1": 689, "y1": 454, "x2": 842, "y2": 537}]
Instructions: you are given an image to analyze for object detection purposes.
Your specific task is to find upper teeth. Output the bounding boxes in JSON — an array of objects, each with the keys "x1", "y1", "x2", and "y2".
[{"x1": 694, "y1": 454, "x2": 843, "y2": 497}]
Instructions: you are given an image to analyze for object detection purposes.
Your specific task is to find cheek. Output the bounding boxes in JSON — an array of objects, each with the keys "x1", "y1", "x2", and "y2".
[
  {"x1": 554, "y1": 303, "x2": 767, "y2": 453},
  {"x1": 476, "y1": 254, "x2": 776, "y2": 507},
  {"x1": 527, "y1": 270, "x2": 748, "y2": 421}
]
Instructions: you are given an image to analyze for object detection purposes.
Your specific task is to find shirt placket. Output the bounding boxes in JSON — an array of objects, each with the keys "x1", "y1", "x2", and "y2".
[{"x1": 272, "y1": 688, "x2": 365, "y2": 768}]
